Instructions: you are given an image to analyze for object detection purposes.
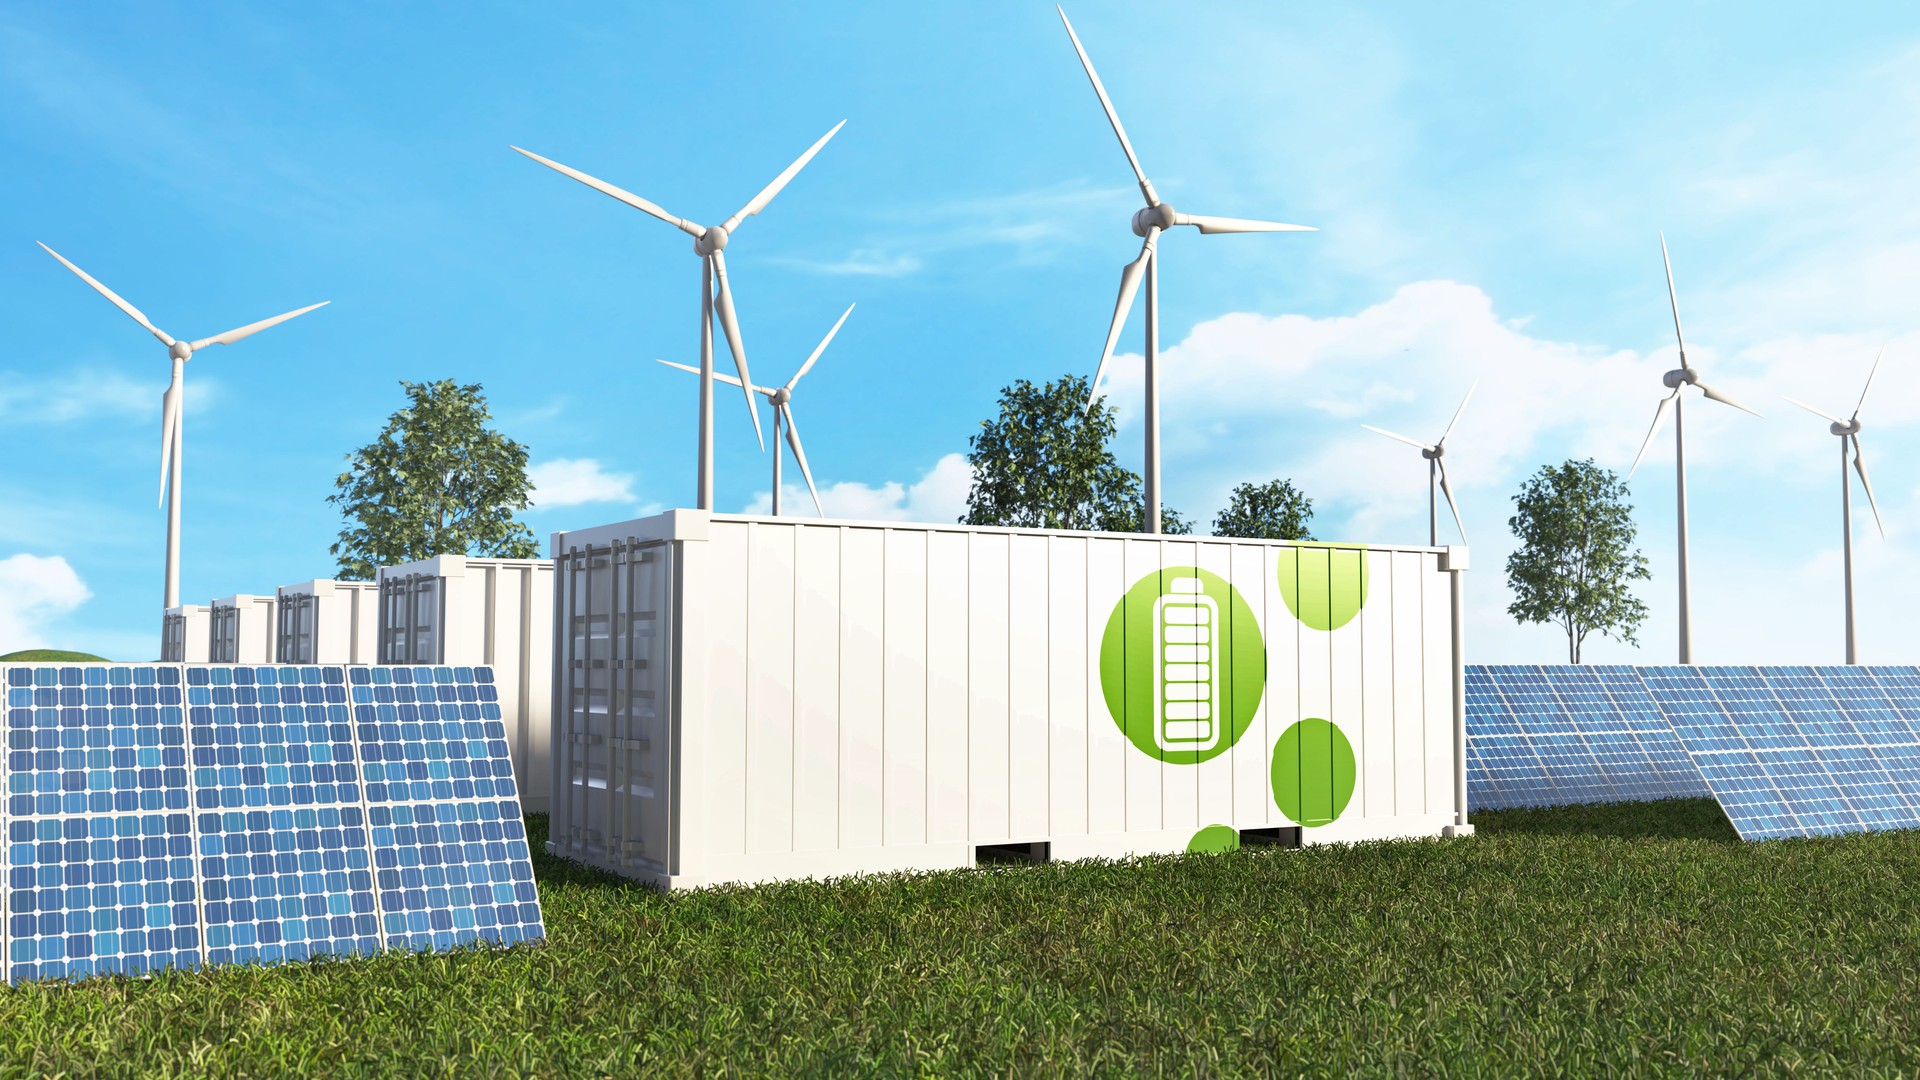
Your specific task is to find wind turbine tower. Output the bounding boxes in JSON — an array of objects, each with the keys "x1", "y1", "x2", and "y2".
[
  {"x1": 38, "y1": 242, "x2": 327, "y2": 611},
  {"x1": 1056, "y1": 6, "x2": 1316, "y2": 534},
  {"x1": 1783, "y1": 351, "x2": 1889, "y2": 664},
  {"x1": 1627, "y1": 234, "x2": 1763, "y2": 664}
]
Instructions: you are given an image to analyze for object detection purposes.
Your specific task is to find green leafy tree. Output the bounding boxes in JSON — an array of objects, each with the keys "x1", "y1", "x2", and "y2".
[
  {"x1": 961, "y1": 374, "x2": 1189, "y2": 534},
  {"x1": 328, "y1": 379, "x2": 542, "y2": 580},
  {"x1": 1506, "y1": 458, "x2": 1651, "y2": 664},
  {"x1": 1213, "y1": 479, "x2": 1315, "y2": 540}
]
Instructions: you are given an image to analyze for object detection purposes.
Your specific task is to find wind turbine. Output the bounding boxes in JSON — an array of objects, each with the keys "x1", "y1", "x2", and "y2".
[
  {"x1": 511, "y1": 121, "x2": 845, "y2": 510},
  {"x1": 656, "y1": 304, "x2": 854, "y2": 517},
  {"x1": 1362, "y1": 380, "x2": 1477, "y2": 547},
  {"x1": 37, "y1": 242, "x2": 327, "y2": 611},
  {"x1": 1783, "y1": 350, "x2": 1889, "y2": 665},
  {"x1": 1627, "y1": 233, "x2": 1763, "y2": 664},
  {"x1": 1056, "y1": 6, "x2": 1316, "y2": 534}
]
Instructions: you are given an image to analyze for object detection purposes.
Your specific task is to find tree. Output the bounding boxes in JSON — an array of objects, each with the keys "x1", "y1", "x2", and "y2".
[
  {"x1": 1213, "y1": 479, "x2": 1314, "y2": 540},
  {"x1": 1505, "y1": 458, "x2": 1651, "y2": 664},
  {"x1": 328, "y1": 379, "x2": 542, "y2": 580},
  {"x1": 961, "y1": 373, "x2": 1190, "y2": 534}
]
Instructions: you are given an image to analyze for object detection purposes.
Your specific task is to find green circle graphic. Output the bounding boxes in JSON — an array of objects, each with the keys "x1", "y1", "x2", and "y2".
[
  {"x1": 1099, "y1": 566, "x2": 1265, "y2": 764},
  {"x1": 1276, "y1": 544, "x2": 1370, "y2": 632},
  {"x1": 1271, "y1": 718, "x2": 1356, "y2": 828},
  {"x1": 1187, "y1": 824, "x2": 1240, "y2": 854}
]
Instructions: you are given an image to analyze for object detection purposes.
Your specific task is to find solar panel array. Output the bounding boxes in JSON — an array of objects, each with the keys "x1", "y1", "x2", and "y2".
[
  {"x1": 1465, "y1": 664, "x2": 1710, "y2": 810},
  {"x1": 1, "y1": 664, "x2": 543, "y2": 984},
  {"x1": 1468, "y1": 664, "x2": 1920, "y2": 841}
]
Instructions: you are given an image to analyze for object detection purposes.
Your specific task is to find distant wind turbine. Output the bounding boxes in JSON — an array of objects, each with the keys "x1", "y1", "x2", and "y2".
[
  {"x1": 657, "y1": 304, "x2": 855, "y2": 517},
  {"x1": 37, "y1": 242, "x2": 327, "y2": 611},
  {"x1": 1627, "y1": 233, "x2": 1763, "y2": 664},
  {"x1": 1783, "y1": 350, "x2": 1890, "y2": 665},
  {"x1": 1363, "y1": 380, "x2": 1476, "y2": 546},
  {"x1": 1057, "y1": 6, "x2": 1316, "y2": 534},
  {"x1": 512, "y1": 121, "x2": 845, "y2": 510}
]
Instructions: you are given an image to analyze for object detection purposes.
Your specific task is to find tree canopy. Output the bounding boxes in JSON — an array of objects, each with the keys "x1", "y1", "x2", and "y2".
[
  {"x1": 961, "y1": 374, "x2": 1190, "y2": 534},
  {"x1": 1213, "y1": 479, "x2": 1315, "y2": 541},
  {"x1": 328, "y1": 379, "x2": 542, "y2": 580},
  {"x1": 1505, "y1": 458, "x2": 1651, "y2": 664}
]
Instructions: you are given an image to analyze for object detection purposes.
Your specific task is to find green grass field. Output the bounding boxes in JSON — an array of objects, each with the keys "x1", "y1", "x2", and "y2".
[
  {"x1": 0, "y1": 650, "x2": 109, "y2": 663},
  {"x1": 2, "y1": 800, "x2": 1917, "y2": 1077}
]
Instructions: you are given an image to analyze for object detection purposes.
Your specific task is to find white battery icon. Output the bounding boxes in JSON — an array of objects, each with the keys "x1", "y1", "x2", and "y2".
[{"x1": 1153, "y1": 575, "x2": 1220, "y2": 753}]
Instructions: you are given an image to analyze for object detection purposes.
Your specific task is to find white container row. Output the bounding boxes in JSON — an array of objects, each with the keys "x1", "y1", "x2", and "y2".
[
  {"x1": 547, "y1": 510, "x2": 1472, "y2": 891},
  {"x1": 157, "y1": 558, "x2": 554, "y2": 814}
]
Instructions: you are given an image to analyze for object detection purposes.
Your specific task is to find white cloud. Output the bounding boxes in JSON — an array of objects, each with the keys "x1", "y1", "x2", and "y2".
[
  {"x1": 0, "y1": 554, "x2": 91, "y2": 654},
  {"x1": 776, "y1": 249, "x2": 924, "y2": 278},
  {"x1": 528, "y1": 458, "x2": 640, "y2": 508},
  {"x1": 741, "y1": 452, "x2": 974, "y2": 523}
]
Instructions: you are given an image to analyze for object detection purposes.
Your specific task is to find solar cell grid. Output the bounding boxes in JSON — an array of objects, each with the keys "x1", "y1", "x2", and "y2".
[{"x1": 0, "y1": 665, "x2": 544, "y2": 985}]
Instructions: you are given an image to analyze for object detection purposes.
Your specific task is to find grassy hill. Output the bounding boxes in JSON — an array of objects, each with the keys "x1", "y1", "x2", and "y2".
[{"x1": 0, "y1": 649, "x2": 109, "y2": 663}]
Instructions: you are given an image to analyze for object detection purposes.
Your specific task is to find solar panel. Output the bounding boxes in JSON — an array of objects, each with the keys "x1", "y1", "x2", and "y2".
[
  {"x1": 1464, "y1": 664, "x2": 1709, "y2": 810},
  {"x1": 0, "y1": 664, "x2": 544, "y2": 984}
]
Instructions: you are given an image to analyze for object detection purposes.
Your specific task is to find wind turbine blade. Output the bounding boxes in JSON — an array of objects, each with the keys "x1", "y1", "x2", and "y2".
[
  {"x1": 1436, "y1": 458, "x2": 1467, "y2": 544},
  {"x1": 788, "y1": 302, "x2": 855, "y2": 390},
  {"x1": 1854, "y1": 347, "x2": 1885, "y2": 422},
  {"x1": 1438, "y1": 379, "x2": 1478, "y2": 446},
  {"x1": 1360, "y1": 424, "x2": 1433, "y2": 453},
  {"x1": 1693, "y1": 380, "x2": 1763, "y2": 418},
  {"x1": 510, "y1": 146, "x2": 703, "y2": 237},
  {"x1": 781, "y1": 404, "x2": 823, "y2": 516},
  {"x1": 708, "y1": 249, "x2": 765, "y2": 451},
  {"x1": 188, "y1": 301, "x2": 328, "y2": 351},
  {"x1": 1781, "y1": 396, "x2": 1842, "y2": 425},
  {"x1": 158, "y1": 384, "x2": 179, "y2": 508},
  {"x1": 38, "y1": 242, "x2": 175, "y2": 347},
  {"x1": 1087, "y1": 227, "x2": 1157, "y2": 412},
  {"x1": 1852, "y1": 435, "x2": 1886, "y2": 540},
  {"x1": 1056, "y1": 6, "x2": 1157, "y2": 205},
  {"x1": 1178, "y1": 213, "x2": 1318, "y2": 235},
  {"x1": 654, "y1": 358, "x2": 751, "y2": 391},
  {"x1": 1628, "y1": 390, "x2": 1679, "y2": 478},
  {"x1": 1659, "y1": 231, "x2": 1687, "y2": 365},
  {"x1": 722, "y1": 120, "x2": 847, "y2": 234}
]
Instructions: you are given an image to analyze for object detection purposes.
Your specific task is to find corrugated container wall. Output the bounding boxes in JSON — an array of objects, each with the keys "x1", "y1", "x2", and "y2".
[
  {"x1": 276, "y1": 580, "x2": 380, "y2": 664},
  {"x1": 208, "y1": 595, "x2": 277, "y2": 664},
  {"x1": 549, "y1": 511, "x2": 1471, "y2": 890},
  {"x1": 161, "y1": 605, "x2": 211, "y2": 663},
  {"x1": 376, "y1": 556, "x2": 553, "y2": 813}
]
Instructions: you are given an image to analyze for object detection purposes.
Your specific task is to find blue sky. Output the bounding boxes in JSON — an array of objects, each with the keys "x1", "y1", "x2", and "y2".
[{"x1": 6, "y1": 1, "x2": 1920, "y2": 665}]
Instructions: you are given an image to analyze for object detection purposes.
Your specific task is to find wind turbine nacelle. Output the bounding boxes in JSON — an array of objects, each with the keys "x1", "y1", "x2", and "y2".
[
  {"x1": 1833, "y1": 419, "x2": 1859, "y2": 437},
  {"x1": 694, "y1": 225, "x2": 730, "y2": 256},
  {"x1": 1132, "y1": 204, "x2": 1177, "y2": 236},
  {"x1": 1421, "y1": 446, "x2": 1441, "y2": 460},
  {"x1": 169, "y1": 341, "x2": 193, "y2": 362},
  {"x1": 1661, "y1": 367, "x2": 1696, "y2": 389}
]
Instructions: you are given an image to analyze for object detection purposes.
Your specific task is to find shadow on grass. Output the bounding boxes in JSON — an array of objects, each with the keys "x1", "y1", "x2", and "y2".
[{"x1": 1473, "y1": 798, "x2": 1739, "y2": 843}]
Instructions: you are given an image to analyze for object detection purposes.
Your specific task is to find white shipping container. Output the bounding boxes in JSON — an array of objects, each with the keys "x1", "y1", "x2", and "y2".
[
  {"x1": 208, "y1": 595, "x2": 277, "y2": 664},
  {"x1": 276, "y1": 579, "x2": 381, "y2": 664},
  {"x1": 548, "y1": 510, "x2": 1473, "y2": 890},
  {"x1": 161, "y1": 605, "x2": 211, "y2": 663},
  {"x1": 376, "y1": 555, "x2": 554, "y2": 814}
]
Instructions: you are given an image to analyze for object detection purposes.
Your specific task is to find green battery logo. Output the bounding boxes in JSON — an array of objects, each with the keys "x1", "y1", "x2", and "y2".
[{"x1": 1153, "y1": 575, "x2": 1220, "y2": 753}]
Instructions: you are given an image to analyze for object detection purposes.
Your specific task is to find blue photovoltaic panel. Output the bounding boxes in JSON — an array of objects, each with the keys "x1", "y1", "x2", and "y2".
[
  {"x1": 0, "y1": 664, "x2": 544, "y2": 985},
  {"x1": 1464, "y1": 664, "x2": 1708, "y2": 810}
]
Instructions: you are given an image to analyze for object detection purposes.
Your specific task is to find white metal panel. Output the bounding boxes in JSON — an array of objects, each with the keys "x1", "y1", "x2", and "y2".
[
  {"x1": 1327, "y1": 546, "x2": 1366, "y2": 830},
  {"x1": 1291, "y1": 548, "x2": 1332, "y2": 834},
  {"x1": 1391, "y1": 551, "x2": 1429, "y2": 815},
  {"x1": 923, "y1": 530, "x2": 969, "y2": 845},
  {"x1": 881, "y1": 529, "x2": 928, "y2": 846},
  {"x1": 1084, "y1": 536, "x2": 1128, "y2": 835},
  {"x1": 791, "y1": 524, "x2": 842, "y2": 853},
  {"x1": 1423, "y1": 557, "x2": 1454, "y2": 816},
  {"x1": 1122, "y1": 538, "x2": 1164, "y2": 833},
  {"x1": 1233, "y1": 543, "x2": 1276, "y2": 828},
  {"x1": 966, "y1": 532, "x2": 1011, "y2": 842},
  {"x1": 745, "y1": 522, "x2": 797, "y2": 854},
  {"x1": 1006, "y1": 533, "x2": 1050, "y2": 841},
  {"x1": 1192, "y1": 539, "x2": 1237, "y2": 832},
  {"x1": 839, "y1": 527, "x2": 886, "y2": 851},
  {"x1": 701, "y1": 517, "x2": 752, "y2": 858},
  {"x1": 162, "y1": 605, "x2": 211, "y2": 663},
  {"x1": 1359, "y1": 548, "x2": 1399, "y2": 819},
  {"x1": 1046, "y1": 534, "x2": 1089, "y2": 839}
]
